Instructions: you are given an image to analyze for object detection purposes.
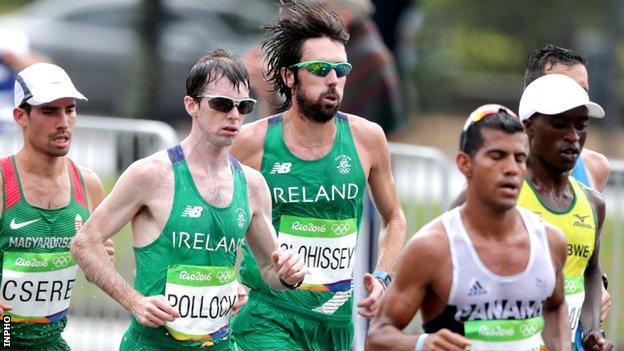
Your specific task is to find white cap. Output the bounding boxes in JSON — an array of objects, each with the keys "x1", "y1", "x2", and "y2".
[
  {"x1": 14, "y1": 63, "x2": 87, "y2": 108},
  {"x1": 518, "y1": 74, "x2": 604, "y2": 121}
]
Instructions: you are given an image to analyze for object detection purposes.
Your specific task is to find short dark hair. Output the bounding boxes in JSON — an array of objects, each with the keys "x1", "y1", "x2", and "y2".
[
  {"x1": 262, "y1": 0, "x2": 349, "y2": 110},
  {"x1": 18, "y1": 103, "x2": 32, "y2": 113},
  {"x1": 524, "y1": 44, "x2": 587, "y2": 87},
  {"x1": 185, "y1": 48, "x2": 250, "y2": 103},
  {"x1": 460, "y1": 113, "x2": 524, "y2": 157}
]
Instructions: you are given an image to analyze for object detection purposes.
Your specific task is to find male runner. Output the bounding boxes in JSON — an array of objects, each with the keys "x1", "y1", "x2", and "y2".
[
  {"x1": 367, "y1": 105, "x2": 570, "y2": 350},
  {"x1": 230, "y1": 1, "x2": 406, "y2": 350},
  {"x1": 516, "y1": 74, "x2": 613, "y2": 350},
  {"x1": 525, "y1": 44, "x2": 612, "y2": 349},
  {"x1": 524, "y1": 44, "x2": 610, "y2": 192},
  {"x1": 70, "y1": 49, "x2": 306, "y2": 351},
  {"x1": 0, "y1": 63, "x2": 111, "y2": 350}
]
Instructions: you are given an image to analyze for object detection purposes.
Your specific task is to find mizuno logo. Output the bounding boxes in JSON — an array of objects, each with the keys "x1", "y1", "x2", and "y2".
[
  {"x1": 573, "y1": 213, "x2": 590, "y2": 223},
  {"x1": 181, "y1": 206, "x2": 203, "y2": 218},
  {"x1": 467, "y1": 279, "x2": 488, "y2": 296},
  {"x1": 270, "y1": 162, "x2": 292, "y2": 174},
  {"x1": 9, "y1": 218, "x2": 41, "y2": 230}
]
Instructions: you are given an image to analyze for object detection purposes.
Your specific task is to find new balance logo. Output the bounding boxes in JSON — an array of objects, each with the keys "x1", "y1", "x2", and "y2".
[
  {"x1": 467, "y1": 280, "x2": 488, "y2": 296},
  {"x1": 270, "y1": 162, "x2": 292, "y2": 174},
  {"x1": 181, "y1": 205, "x2": 203, "y2": 218}
]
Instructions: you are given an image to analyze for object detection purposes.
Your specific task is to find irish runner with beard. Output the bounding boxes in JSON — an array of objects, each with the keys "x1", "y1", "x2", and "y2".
[{"x1": 230, "y1": 1, "x2": 406, "y2": 350}]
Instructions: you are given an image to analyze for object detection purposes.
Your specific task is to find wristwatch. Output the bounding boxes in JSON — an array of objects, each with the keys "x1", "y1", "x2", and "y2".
[
  {"x1": 372, "y1": 270, "x2": 392, "y2": 288},
  {"x1": 280, "y1": 277, "x2": 303, "y2": 290}
]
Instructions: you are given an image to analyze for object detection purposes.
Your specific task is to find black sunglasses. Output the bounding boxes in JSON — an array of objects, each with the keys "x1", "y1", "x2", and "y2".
[{"x1": 199, "y1": 95, "x2": 257, "y2": 115}]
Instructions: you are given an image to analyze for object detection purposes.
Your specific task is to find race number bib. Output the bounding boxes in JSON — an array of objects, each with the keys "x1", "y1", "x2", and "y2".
[
  {"x1": 1, "y1": 251, "x2": 78, "y2": 323},
  {"x1": 279, "y1": 215, "x2": 357, "y2": 292},
  {"x1": 164, "y1": 265, "x2": 237, "y2": 342},
  {"x1": 464, "y1": 317, "x2": 546, "y2": 351},
  {"x1": 564, "y1": 276, "x2": 585, "y2": 341}
]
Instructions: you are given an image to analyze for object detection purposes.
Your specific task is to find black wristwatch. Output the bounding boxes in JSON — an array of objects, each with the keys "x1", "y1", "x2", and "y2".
[
  {"x1": 372, "y1": 270, "x2": 392, "y2": 288},
  {"x1": 602, "y1": 272, "x2": 608, "y2": 290},
  {"x1": 280, "y1": 277, "x2": 303, "y2": 290}
]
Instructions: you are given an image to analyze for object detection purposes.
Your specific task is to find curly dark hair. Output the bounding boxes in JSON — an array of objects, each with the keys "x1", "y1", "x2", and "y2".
[
  {"x1": 262, "y1": 0, "x2": 349, "y2": 111},
  {"x1": 524, "y1": 44, "x2": 587, "y2": 88}
]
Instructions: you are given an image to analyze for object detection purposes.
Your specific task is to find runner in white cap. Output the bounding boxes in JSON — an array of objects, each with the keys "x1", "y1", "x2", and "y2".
[
  {"x1": 0, "y1": 62, "x2": 113, "y2": 351},
  {"x1": 516, "y1": 74, "x2": 613, "y2": 350}
]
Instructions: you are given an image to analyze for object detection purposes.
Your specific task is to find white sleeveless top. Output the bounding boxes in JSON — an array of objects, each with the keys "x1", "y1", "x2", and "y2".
[{"x1": 426, "y1": 207, "x2": 556, "y2": 351}]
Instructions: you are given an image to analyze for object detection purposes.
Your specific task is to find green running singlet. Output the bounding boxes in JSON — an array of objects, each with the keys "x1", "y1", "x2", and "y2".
[
  {"x1": 120, "y1": 145, "x2": 249, "y2": 351},
  {"x1": 234, "y1": 113, "x2": 366, "y2": 350},
  {"x1": 0, "y1": 156, "x2": 90, "y2": 350}
]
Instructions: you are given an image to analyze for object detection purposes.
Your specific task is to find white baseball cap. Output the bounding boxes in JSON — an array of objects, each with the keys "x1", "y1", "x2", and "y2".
[
  {"x1": 14, "y1": 63, "x2": 87, "y2": 108},
  {"x1": 518, "y1": 74, "x2": 604, "y2": 121}
]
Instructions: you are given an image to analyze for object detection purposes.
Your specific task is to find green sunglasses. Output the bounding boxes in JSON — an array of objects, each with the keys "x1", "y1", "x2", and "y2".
[{"x1": 289, "y1": 60, "x2": 352, "y2": 77}]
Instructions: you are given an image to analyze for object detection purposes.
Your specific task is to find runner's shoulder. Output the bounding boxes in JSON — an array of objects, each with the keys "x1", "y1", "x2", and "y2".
[
  {"x1": 542, "y1": 220, "x2": 567, "y2": 263},
  {"x1": 120, "y1": 151, "x2": 172, "y2": 189},
  {"x1": 404, "y1": 218, "x2": 449, "y2": 262}
]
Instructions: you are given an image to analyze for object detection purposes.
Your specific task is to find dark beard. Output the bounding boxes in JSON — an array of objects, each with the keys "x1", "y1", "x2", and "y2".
[{"x1": 295, "y1": 86, "x2": 340, "y2": 123}]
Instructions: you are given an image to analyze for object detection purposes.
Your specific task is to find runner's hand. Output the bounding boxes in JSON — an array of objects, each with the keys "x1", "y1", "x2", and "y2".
[
  {"x1": 131, "y1": 295, "x2": 180, "y2": 328},
  {"x1": 271, "y1": 249, "x2": 306, "y2": 287},
  {"x1": 600, "y1": 286, "x2": 611, "y2": 323},
  {"x1": 232, "y1": 282, "x2": 248, "y2": 315},
  {"x1": 104, "y1": 239, "x2": 115, "y2": 265},
  {"x1": 0, "y1": 300, "x2": 12, "y2": 315},
  {"x1": 356, "y1": 273, "x2": 384, "y2": 318},
  {"x1": 582, "y1": 331, "x2": 614, "y2": 351},
  {"x1": 425, "y1": 329, "x2": 471, "y2": 351}
]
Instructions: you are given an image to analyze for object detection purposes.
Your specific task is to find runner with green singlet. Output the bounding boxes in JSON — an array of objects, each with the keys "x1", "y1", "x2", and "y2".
[
  {"x1": 0, "y1": 63, "x2": 112, "y2": 350},
  {"x1": 231, "y1": 1, "x2": 407, "y2": 350},
  {"x1": 70, "y1": 49, "x2": 306, "y2": 351}
]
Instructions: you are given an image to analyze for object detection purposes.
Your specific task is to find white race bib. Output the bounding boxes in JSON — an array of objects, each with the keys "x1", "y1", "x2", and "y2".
[
  {"x1": 1, "y1": 251, "x2": 78, "y2": 323},
  {"x1": 564, "y1": 276, "x2": 585, "y2": 341},
  {"x1": 278, "y1": 215, "x2": 357, "y2": 292},
  {"x1": 164, "y1": 265, "x2": 237, "y2": 342}
]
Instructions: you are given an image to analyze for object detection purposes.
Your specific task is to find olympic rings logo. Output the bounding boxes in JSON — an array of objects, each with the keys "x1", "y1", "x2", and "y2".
[
  {"x1": 52, "y1": 256, "x2": 71, "y2": 268},
  {"x1": 332, "y1": 224, "x2": 350, "y2": 235},
  {"x1": 216, "y1": 270, "x2": 234, "y2": 283},
  {"x1": 564, "y1": 280, "x2": 578, "y2": 294},
  {"x1": 519, "y1": 324, "x2": 537, "y2": 336}
]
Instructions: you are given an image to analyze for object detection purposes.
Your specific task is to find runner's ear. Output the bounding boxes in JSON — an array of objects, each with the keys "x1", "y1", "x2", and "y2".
[{"x1": 456, "y1": 152, "x2": 473, "y2": 179}]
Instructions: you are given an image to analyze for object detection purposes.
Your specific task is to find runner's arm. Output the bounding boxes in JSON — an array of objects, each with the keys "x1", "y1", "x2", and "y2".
[
  {"x1": 541, "y1": 224, "x2": 571, "y2": 350},
  {"x1": 71, "y1": 159, "x2": 163, "y2": 312},
  {"x1": 366, "y1": 226, "x2": 470, "y2": 350},
  {"x1": 366, "y1": 124, "x2": 406, "y2": 275},
  {"x1": 580, "y1": 190, "x2": 606, "y2": 333},
  {"x1": 244, "y1": 168, "x2": 306, "y2": 291},
  {"x1": 79, "y1": 166, "x2": 115, "y2": 265}
]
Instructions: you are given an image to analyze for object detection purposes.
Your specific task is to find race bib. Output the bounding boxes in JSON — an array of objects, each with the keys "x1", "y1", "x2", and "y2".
[
  {"x1": 464, "y1": 317, "x2": 546, "y2": 351},
  {"x1": 564, "y1": 276, "x2": 585, "y2": 341},
  {"x1": 164, "y1": 265, "x2": 237, "y2": 342},
  {"x1": 278, "y1": 215, "x2": 357, "y2": 292},
  {"x1": 1, "y1": 251, "x2": 78, "y2": 323}
]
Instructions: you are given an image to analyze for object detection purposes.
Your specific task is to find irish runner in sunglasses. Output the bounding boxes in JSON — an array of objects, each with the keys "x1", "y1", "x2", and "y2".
[
  {"x1": 71, "y1": 48, "x2": 306, "y2": 351},
  {"x1": 231, "y1": 1, "x2": 406, "y2": 350}
]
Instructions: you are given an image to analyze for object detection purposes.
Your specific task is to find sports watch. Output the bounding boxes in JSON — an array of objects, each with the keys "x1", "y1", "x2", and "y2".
[{"x1": 372, "y1": 270, "x2": 392, "y2": 288}]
